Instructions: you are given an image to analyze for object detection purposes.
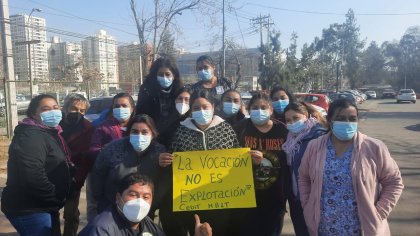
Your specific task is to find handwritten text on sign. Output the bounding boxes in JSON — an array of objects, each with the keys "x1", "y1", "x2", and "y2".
[{"x1": 172, "y1": 148, "x2": 256, "y2": 212}]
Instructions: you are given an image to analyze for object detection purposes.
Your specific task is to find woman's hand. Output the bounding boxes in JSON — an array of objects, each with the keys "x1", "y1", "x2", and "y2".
[
  {"x1": 159, "y1": 153, "x2": 174, "y2": 167},
  {"x1": 250, "y1": 150, "x2": 263, "y2": 165}
]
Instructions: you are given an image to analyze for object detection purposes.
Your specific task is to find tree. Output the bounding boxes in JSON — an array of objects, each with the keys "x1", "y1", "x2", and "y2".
[
  {"x1": 284, "y1": 32, "x2": 299, "y2": 88},
  {"x1": 159, "y1": 29, "x2": 177, "y2": 57},
  {"x1": 360, "y1": 41, "x2": 386, "y2": 85},
  {"x1": 341, "y1": 9, "x2": 365, "y2": 89},
  {"x1": 130, "y1": 0, "x2": 201, "y2": 61},
  {"x1": 258, "y1": 30, "x2": 284, "y2": 90}
]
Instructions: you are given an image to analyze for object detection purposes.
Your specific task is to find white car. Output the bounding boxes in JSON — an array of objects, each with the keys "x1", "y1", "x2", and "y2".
[
  {"x1": 365, "y1": 91, "x2": 377, "y2": 99},
  {"x1": 396, "y1": 89, "x2": 416, "y2": 103}
]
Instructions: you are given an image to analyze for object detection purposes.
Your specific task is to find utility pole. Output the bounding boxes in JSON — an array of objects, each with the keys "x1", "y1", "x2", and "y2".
[
  {"x1": 263, "y1": 15, "x2": 274, "y2": 44},
  {"x1": 222, "y1": 0, "x2": 226, "y2": 78},
  {"x1": 251, "y1": 15, "x2": 270, "y2": 47},
  {"x1": 1, "y1": 0, "x2": 18, "y2": 137}
]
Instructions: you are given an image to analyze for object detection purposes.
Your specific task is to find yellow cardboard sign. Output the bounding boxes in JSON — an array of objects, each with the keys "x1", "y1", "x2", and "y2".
[{"x1": 172, "y1": 148, "x2": 256, "y2": 212}]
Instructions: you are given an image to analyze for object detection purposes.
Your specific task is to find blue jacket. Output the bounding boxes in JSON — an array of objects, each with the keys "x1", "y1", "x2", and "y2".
[{"x1": 290, "y1": 124, "x2": 327, "y2": 199}]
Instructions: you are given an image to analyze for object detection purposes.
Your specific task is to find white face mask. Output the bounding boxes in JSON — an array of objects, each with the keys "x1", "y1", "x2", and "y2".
[
  {"x1": 176, "y1": 102, "x2": 190, "y2": 115},
  {"x1": 118, "y1": 197, "x2": 151, "y2": 223}
]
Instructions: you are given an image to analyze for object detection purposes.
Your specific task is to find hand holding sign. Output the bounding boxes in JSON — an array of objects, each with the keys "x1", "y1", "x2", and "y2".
[
  {"x1": 194, "y1": 214, "x2": 212, "y2": 236},
  {"x1": 159, "y1": 153, "x2": 173, "y2": 167},
  {"x1": 250, "y1": 150, "x2": 263, "y2": 165}
]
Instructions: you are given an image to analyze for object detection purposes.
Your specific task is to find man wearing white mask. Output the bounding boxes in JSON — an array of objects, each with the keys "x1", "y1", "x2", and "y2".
[
  {"x1": 90, "y1": 115, "x2": 166, "y2": 217},
  {"x1": 79, "y1": 173, "x2": 212, "y2": 236}
]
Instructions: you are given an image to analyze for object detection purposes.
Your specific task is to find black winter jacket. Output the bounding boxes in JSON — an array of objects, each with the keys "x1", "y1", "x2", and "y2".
[
  {"x1": 1, "y1": 123, "x2": 71, "y2": 216},
  {"x1": 91, "y1": 137, "x2": 166, "y2": 213}
]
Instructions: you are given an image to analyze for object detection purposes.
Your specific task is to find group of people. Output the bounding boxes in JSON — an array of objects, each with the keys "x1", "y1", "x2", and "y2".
[{"x1": 1, "y1": 54, "x2": 404, "y2": 236}]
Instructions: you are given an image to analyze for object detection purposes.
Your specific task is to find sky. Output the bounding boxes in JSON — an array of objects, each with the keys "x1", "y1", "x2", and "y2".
[{"x1": 7, "y1": 0, "x2": 420, "y2": 55}]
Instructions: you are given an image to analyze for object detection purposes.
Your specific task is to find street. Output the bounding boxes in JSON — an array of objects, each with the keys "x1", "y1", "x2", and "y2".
[{"x1": 0, "y1": 99, "x2": 419, "y2": 235}]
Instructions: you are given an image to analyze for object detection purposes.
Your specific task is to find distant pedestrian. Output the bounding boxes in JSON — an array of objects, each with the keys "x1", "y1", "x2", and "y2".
[
  {"x1": 299, "y1": 98, "x2": 404, "y2": 236},
  {"x1": 1, "y1": 94, "x2": 71, "y2": 236},
  {"x1": 60, "y1": 93, "x2": 95, "y2": 236}
]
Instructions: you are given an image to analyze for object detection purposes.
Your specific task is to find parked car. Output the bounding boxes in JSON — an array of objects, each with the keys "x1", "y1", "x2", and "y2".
[
  {"x1": 343, "y1": 90, "x2": 364, "y2": 104},
  {"x1": 396, "y1": 89, "x2": 416, "y2": 104},
  {"x1": 365, "y1": 91, "x2": 377, "y2": 99},
  {"x1": 85, "y1": 96, "x2": 114, "y2": 122},
  {"x1": 329, "y1": 92, "x2": 357, "y2": 104},
  {"x1": 294, "y1": 93, "x2": 330, "y2": 112},
  {"x1": 382, "y1": 89, "x2": 396, "y2": 98},
  {"x1": 311, "y1": 104, "x2": 327, "y2": 117}
]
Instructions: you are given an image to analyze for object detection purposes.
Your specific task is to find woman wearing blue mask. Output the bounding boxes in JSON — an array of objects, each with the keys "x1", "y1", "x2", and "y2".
[
  {"x1": 219, "y1": 89, "x2": 248, "y2": 126},
  {"x1": 90, "y1": 114, "x2": 166, "y2": 217},
  {"x1": 270, "y1": 86, "x2": 295, "y2": 123},
  {"x1": 136, "y1": 56, "x2": 183, "y2": 135},
  {"x1": 282, "y1": 102, "x2": 327, "y2": 236},
  {"x1": 158, "y1": 89, "x2": 239, "y2": 236},
  {"x1": 2, "y1": 94, "x2": 71, "y2": 236},
  {"x1": 191, "y1": 55, "x2": 231, "y2": 111},
  {"x1": 232, "y1": 92, "x2": 289, "y2": 236},
  {"x1": 299, "y1": 99, "x2": 403, "y2": 236},
  {"x1": 87, "y1": 92, "x2": 135, "y2": 220}
]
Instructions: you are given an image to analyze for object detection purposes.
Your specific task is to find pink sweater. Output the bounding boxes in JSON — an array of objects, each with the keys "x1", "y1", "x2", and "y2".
[{"x1": 298, "y1": 132, "x2": 403, "y2": 236}]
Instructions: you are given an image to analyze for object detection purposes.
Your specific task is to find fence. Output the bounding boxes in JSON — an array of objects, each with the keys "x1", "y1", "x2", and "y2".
[{"x1": 0, "y1": 79, "x2": 141, "y2": 137}]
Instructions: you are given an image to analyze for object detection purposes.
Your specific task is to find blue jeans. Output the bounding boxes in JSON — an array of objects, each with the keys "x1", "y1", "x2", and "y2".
[{"x1": 7, "y1": 212, "x2": 60, "y2": 236}]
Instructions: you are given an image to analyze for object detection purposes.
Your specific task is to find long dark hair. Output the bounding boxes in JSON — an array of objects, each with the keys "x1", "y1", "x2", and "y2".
[
  {"x1": 26, "y1": 94, "x2": 58, "y2": 118},
  {"x1": 143, "y1": 56, "x2": 183, "y2": 94}
]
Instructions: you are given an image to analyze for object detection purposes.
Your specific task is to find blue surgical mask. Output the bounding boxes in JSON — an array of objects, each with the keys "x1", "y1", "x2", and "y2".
[
  {"x1": 223, "y1": 102, "x2": 240, "y2": 116},
  {"x1": 130, "y1": 134, "x2": 152, "y2": 152},
  {"x1": 250, "y1": 109, "x2": 270, "y2": 126},
  {"x1": 192, "y1": 109, "x2": 213, "y2": 126},
  {"x1": 287, "y1": 119, "x2": 306, "y2": 134},
  {"x1": 113, "y1": 107, "x2": 131, "y2": 122},
  {"x1": 197, "y1": 69, "x2": 212, "y2": 81},
  {"x1": 157, "y1": 76, "x2": 173, "y2": 89},
  {"x1": 332, "y1": 121, "x2": 358, "y2": 141},
  {"x1": 40, "y1": 110, "x2": 62, "y2": 128},
  {"x1": 272, "y1": 100, "x2": 289, "y2": 113}
]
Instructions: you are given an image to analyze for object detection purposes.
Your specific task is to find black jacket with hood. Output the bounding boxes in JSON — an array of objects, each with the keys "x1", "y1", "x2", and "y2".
[{"x1": 1, "y1": 122, "x2": 71, "y2": 216}]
